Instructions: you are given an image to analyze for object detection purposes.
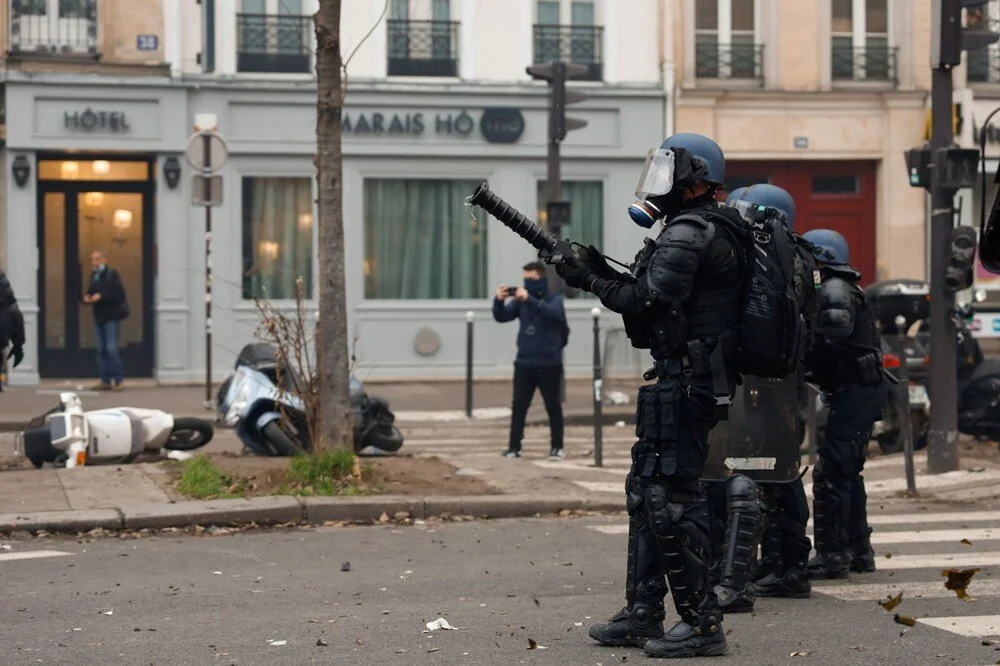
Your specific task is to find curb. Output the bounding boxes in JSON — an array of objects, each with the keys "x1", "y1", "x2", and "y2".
[{"x1": 0, "y1": 495, "x2": 625, "y2": 534}]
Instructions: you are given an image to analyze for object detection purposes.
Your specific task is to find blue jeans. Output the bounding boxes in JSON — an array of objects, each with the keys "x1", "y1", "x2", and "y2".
[{"x1": 95, "y1": 320, "x2": 123, "y2": 384}]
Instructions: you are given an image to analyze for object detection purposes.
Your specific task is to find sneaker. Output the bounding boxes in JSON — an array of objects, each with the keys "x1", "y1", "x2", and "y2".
[
  {"x1": 756, "y1": 569, "x2": 812, "y2": 598},
  {"x1": 500, "y1": 449, "x2": 521, "y2": 458},
  {"x1": 588, "y1": 604, "x2": 665, "y2": 648},
  {"x1": 91, "y1": 381, "x2": 112, "y2": 391},
  {"x1": 806, "y1": 552, "x2": 851, "y2": 580},
  {"x1": 548, "y1": 448, "x2": 564, "y2": 459},
  {"x1": 643, "y1": 620, "x2": 728, "y2": 659}
]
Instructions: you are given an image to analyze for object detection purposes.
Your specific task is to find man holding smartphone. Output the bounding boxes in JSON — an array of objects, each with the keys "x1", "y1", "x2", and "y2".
[{"x1": 492, "y1": 261, "x2": 569, "y2": 459}]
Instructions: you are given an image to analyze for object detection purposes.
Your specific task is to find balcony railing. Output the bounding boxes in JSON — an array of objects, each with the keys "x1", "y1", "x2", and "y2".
[
  {"x1": 237, "y1": 13, "x2": 311, "y2": 74},
  {"x1": 532, "y1": 24, "x2": 603, "y2": 81},
  {"x1": 8, "y1": 0, "x2": 98, "y2": 57},
  {"x1": 387, "y1": 19, "x2": 459, "y2": 77},
  {"x1": 694, "y1": 41, "x2": 764, "y2": 82},
  {"x1": 831, "y1": 45, "x2": 898, "y2": 84}
]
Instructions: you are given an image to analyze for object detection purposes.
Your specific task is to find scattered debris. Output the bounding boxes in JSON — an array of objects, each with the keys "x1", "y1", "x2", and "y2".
[
  {"x1": 268, "y1": 639, "x2": 287, "y2": 646},
  {"x1": 316, "y1": 638, "x2": 329, "y2": 647},
  {"x1": 942, "y1": 568, "x2": 981, "y2": 600},
  {"x1": 378, "y1": 512, "x2": 390, "y2": 524},
  {"x1": 878, "y1": 593, "x2": 903, "y2": 612},
  {"x1": 425, "y1": 618, "x2": 459, "y2": 632},
  {"x1": 341, "y1": 562, "x2": 351, "y2": 572},
  {"x1": 961, "y1": 539, "x2": 973, "y2": 546},
  {"x1": 894, "y1": 614, "x2": 916, "y2": 627},
  {"x1": 0, "y1": 543, "x2": 11, "y2": 551},
  {"x1": 527, "y1": 638, "x2": 546, "y2": 650},
  {"x1": 427, "y1": 647, "x2": 440, "y2": 653},
  {"x1": 102, "y1": 610, "x2": 113, "y2": 616},
  {"x1": 884, "y1": 553, "x2": 893, "y2": 559},
  {"x1": 212, "y1": 571, "x2": 222, "y2": 575},
  {"x1": 615, "y1": 420, "x2": 626, "y2": 428},
  {"x1": 790, "y1": 651, "x2": 811, "y2": 657}
]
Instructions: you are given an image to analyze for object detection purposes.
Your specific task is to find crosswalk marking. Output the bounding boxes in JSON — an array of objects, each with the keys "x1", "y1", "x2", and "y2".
[
  {"x1": 864, "y1": 511, "x2": 1000, "y2": 526},
  {"x1": 866, "y1": 528, "x2": 998, "y2": 545},
  {"x1": 811, "y1": 579, "x2": 1000, "y2": 601},
  {"x1": 859, "y1": 552, "x2": 1000, "y2": 570},
  {"x1": 573, "y1": 481, "x2": 624, "y2": 495},
  {"x1": 0, "y1": 550, "x2": 73, "y2": 562},
  {"x1": 917, "y1": 615, "x2": 1000, "y2": 637}
]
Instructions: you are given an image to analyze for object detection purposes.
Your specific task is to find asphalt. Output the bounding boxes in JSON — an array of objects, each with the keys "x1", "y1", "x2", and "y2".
[{"x1": 1, "y1": 513, "x2": 998, "y2": 665}]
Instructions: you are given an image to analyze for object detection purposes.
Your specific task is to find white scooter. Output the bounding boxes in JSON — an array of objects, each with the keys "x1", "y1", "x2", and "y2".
[{"x1": 18, "y1": 392, "x2": 214, "y2": 468}]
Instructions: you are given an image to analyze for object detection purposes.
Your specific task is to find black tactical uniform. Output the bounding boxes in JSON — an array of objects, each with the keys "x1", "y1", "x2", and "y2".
[
  {"x1": 804, "y1": 264, "x2": 886, "y2": 578},
  {"x1": 559, "y1": 194, "x2": 748, "y2": 658},
  {"x1": 0, "y1": 270, "x2": 25, "y2": 389}
]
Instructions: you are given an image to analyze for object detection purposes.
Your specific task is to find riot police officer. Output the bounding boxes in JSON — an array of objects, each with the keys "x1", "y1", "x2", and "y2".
[
  {"x1": 555, "y1": 133, "x2": 747, "y2": 659},
  {"x1": 707, "y1": 185, "x2": 817, "y2": 607},
  {"x1": 0, "y1": 268, "x2": 25, "y2": 390},
  {"x1": 800, "y1": 229, "x2": 885, "y2": 579}
]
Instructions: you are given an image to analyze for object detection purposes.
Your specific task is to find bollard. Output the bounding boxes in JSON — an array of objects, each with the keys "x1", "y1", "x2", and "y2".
[
  {"x1": 465, "y1": 311, "x2": 474, "y2": 418},
  {"x1": 895, "y1": 315, "x2": 917, "y2": 494},
  {"x1": 592, "y1": 307, "x2": 604, "y2": 468}
]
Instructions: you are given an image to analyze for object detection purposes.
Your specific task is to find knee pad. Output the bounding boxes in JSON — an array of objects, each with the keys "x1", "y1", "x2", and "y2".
[{"x1": 726, "y1": 474, "x2": 760, "y2": 513}]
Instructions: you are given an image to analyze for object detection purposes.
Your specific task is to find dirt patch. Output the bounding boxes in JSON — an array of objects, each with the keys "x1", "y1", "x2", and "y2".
[{"x1": 157, "y1": 452, "x2": 500, "y2": 499}]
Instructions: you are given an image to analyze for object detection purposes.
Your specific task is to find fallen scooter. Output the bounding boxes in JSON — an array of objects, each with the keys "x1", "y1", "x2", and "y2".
[
  {"x1": 217, "y1": 342, "x2": 404, "y2": 457},
  {"x1": 17, "y1": 392, "x2": 214, "y2": 468}
]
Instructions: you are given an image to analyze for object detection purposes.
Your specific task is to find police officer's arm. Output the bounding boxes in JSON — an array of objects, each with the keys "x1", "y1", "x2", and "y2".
[
  {"x1": 587, "y1": 219, "x2": 708, "y2": 316},
  {"x1": 816, "y1": 278, "x2": 856, "y2": 337},
  {"x1": 522, "y1": 292, "x2": 565, "y2": 323}
]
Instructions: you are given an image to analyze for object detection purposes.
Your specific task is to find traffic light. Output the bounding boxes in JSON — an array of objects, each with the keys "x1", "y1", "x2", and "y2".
[
  {"x1": 933, "y1": 0, "x2": 1000, "y2": 67},
  {"x1": 526, "y1": 62, "x2": 589, "y2": 142}
]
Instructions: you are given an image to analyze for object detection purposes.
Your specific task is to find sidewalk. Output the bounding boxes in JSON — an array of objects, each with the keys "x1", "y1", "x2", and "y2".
[{"x1": 0, "y1": 377, "x2": 641, "y2": 431}]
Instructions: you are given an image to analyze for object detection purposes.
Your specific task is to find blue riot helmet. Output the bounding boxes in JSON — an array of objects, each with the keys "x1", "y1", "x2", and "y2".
[
  {"x1": 627, "y1": 133, "x2": 723, "y2": 228},
  {"x1": 726, "y1": 183, "x2": 796, "y2": 230},
  {"x1": 801, "y1": 229, "x2": 850, "y2": 265}
]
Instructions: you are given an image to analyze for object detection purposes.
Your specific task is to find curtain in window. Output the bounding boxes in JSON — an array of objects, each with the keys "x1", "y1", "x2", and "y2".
[
  {"x1": 364, "y1": 179, "x2": 488, "y2": 299},
  {"x1": 431, "y1": 0, "x2": 450, "y2": 60},
  {"x1": 242, "y1": 177, "x2": 314, "y2": 300},
  {"x1": 537, "y1": 181, "x2": 603, "y2": 298}
]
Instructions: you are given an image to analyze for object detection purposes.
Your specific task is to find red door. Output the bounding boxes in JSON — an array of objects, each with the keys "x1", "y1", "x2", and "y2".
[{"x1": 726, "y1": 161, "x2": 879, "y2": 285}]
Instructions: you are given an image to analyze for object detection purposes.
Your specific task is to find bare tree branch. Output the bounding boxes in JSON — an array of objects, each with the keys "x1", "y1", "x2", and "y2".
[{"x1": 343, "y1": 0, "x2": 390, "y2": 72}]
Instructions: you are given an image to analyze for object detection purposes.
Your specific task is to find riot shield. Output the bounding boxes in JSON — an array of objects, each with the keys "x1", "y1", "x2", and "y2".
[{"x1": 702, "y1": 374, "x2": 802, "y2": 483}]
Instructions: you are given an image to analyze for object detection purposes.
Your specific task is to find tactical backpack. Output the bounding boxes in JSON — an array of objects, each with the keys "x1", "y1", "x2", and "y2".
[
  {"x1": 710, "y1": 208, "x2": 811, "y2": 379},
  {"x1": 791, "y1": 234, "x2": 823, "y2": 359}
]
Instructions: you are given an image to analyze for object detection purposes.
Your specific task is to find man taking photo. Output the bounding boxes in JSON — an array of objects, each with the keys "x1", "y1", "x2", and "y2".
[{"x1": 492, "y1": 261, "x2": 569, "y2": 459}]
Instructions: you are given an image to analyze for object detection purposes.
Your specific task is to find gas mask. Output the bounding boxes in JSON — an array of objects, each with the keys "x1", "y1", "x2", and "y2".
[{"x1": 627, "y1": 147, "x2": 707, "y2": 229}]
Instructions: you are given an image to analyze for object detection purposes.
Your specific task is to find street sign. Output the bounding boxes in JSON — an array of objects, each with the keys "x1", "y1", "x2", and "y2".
[
  {"x1": 185, "y1": 131, "x2": 228, "y2": 172},
  {"x1": 192, "y1": 175, "x2": 223, "y2": 207}
]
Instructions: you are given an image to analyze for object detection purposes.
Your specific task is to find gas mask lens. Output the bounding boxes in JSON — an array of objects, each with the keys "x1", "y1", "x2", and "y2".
[{"x1": 634, "y1": 148, "x2": 677, "y2": 199}]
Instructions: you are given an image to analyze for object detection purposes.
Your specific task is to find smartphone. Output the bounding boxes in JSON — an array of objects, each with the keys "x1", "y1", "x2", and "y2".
[{"x1": 506, "y1": 287, "x2": 517, "y2": 296}]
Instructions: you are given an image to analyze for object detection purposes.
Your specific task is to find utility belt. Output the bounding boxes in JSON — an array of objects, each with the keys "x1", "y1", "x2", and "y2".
[{"x1": 643, "y1": 338, "x2": 733, "y2": 414}]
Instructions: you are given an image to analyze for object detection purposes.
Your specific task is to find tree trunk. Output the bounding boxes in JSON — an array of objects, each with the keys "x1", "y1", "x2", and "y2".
[{"x1": 313, "y1": 0, "x2": 351, "y2": 452}]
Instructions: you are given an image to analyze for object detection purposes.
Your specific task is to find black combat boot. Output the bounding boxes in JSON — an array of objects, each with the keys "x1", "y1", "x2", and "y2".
[
  {"x1": 588, "y1": 603, "x2": 666, "y2": 647},
  {"x1": 756, "y1": 567, "x2": 812, "y2": 598},
  {"x1": 643, "y1": 598, "x2": 727, "y2": 659},
  {"x1": 849, "y1": 527, "x2": 876, "y2": 573},
  {"x1": 715, "y1": 582, "x2": 756, "y2": 613},
  {"x1": 806, "y1": 551, "x2": 852, "y2": 579}
]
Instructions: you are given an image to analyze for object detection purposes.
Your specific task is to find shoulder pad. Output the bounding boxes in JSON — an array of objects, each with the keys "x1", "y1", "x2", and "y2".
[{"x1": 655, "y1": 215, "x2": 716, "y2": 251}]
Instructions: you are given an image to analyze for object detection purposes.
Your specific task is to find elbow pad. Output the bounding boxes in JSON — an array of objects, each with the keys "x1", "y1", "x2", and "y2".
[
  {"x1": 646, "y1": 216, "x2": 715, "y2": 301},
  {"x1": 816, "y1": 277, "x2": 856, "y2": 337},
  {"x1": 816, "y1": 307, "x2": 853, "y2": 337}
]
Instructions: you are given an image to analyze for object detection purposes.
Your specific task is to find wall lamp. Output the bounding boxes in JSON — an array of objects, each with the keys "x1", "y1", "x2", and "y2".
[
  {"x1": 163, "y1": 156, "x2": 181, "y2": 189},
  {"x1": 11, "y1": 154, "x2": 30, "y2": 188}
]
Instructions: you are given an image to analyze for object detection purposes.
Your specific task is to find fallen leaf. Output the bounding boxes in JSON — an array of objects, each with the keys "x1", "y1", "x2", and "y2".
[
  {"x1": 533, "y1": 596, "x2": 540, "y2": 607},
  {"x1": 316, "y1": 638, "x2": 329, "y2": 647},
  {"x1": 942, "y1": 568, "x2": 981, "y2": 600},
  {"x1": 378, "y1": 512, "x2": 390, "y2": 524},
  {"x1": 878, "y1": 593, "x2": 903, "y2": 612},
  {"x1": 790, "y1": 651, "x2": 811, "y2": 657},
  {"x1": 527, "y1": 638, "x2": 547, "y2": 650},
  {"x1": 341, "y1": 562, "x2": 351, "y2": 572},
  {"x1": 961, "y1": 539, "x2": 973, "y2": 546},
  {"x1": 427, "y1": 648, "x2": 439, "y2": 653},
  {"x1": 884, "y1": 553, "x2": 893, "y2": 559},
  {"x1": 894, "y1": 614, "x2": 916, "y2": 627}
]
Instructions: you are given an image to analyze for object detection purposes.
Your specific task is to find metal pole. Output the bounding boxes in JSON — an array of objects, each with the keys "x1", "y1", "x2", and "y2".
[
  {"x1": 928, "y1": 57, "x2": 959, "y2": 473},
  {"x1": 465, "y1": 311, "x2": 474, "y2": 418},
  {"x1": 202, "y1": 132, "x2": 213, "y2": 408},
  {"x1": 895, "y1": 315, "x2": 917, "y2": 494},
  {"x1": 546, "y1": 62, "x2": 564, "y2": 297},
  {"x1": 591, "y1": 307, "x2": 603, "y2": 468}
]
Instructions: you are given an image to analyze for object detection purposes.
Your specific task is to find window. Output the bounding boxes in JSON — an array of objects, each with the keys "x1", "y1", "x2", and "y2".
[
  {"x1": 968, "y1": 1, "x2": 1000, "y2": 83},
  {"x1": 694, "y1": 0, "x2": 760, "y2": 80},
  {"x1": 812, "y1": 175, "x2": 860, "y2": 194},
  {"x1": 537, "y1": 181, "x2": 603, "y2": 298},
  {"x1": 533, "y1": 0, "x2": 602, "y2": 80},
  {"x1": 364, "y1": 179, "x2": 488, "y2": 299},
  {"x1": 387, "y1": 0, "x2": 457, "y2": 76},
  {"x1": 831, "y1": 0, "x2": 893, "y2": 81},
  {"x1": 237, "y1": 0, "x2": 311, "y2": 74},
  {"x1": 9, "y1": 0, "x2": 97, "y2": 56},
  {"x1": 241, "y1": 177, "x2": 314, "y2": 300}
]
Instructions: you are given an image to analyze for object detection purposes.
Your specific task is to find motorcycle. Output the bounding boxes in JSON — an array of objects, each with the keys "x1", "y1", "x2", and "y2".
[
  {"x1": 217, "y1": 342, "x2": 404, "y2": 457},
  {"x1": 17, "y1": 392, "x2": 214, "y2": 469}
]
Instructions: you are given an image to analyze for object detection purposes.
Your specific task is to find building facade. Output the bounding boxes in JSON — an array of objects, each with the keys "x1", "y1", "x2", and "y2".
[{"x1": 3, "y1": 0, "x2": 672, "y2": 384}]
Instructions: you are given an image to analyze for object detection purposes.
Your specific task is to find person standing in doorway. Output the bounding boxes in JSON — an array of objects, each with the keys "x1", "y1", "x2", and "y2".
[
  {"x1": 492, "y1": 261, "x2": 568, "y2": 459},
  {"x1": 83, "y1": 250, "x2": 128, "y2": 391}
]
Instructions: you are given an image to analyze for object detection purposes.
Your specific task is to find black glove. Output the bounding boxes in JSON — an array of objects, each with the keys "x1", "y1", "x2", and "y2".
[
  {"x1": 11, "y1": 345, "x2": 23, "y2": 368},
  {"x1": 555, "y1": 256, "x2": 596, "y2": 290},
  {"x1": 577, "y1": 244, "x2": 619, "y2": 280}
]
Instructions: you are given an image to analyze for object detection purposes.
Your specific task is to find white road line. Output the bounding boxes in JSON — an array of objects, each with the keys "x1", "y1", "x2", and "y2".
[
  {"x1": 0, "y1": 550, "x2": 73, "y2": 562},
  {"x1": 573, "y1": 481, "x2": 625, "y2": 495},
  {"x1": 864, "y1": 552, "x2": 1000, "y2": 570},
  {"x1": 917, "y1": 615, "x2": 1000, "y2": 637},
  {"x1": 866, "y1": 528, "x2": 999, "y2": 545},
  {"x1": 588, "y1": 525, "x2": 628, "y2": 535},
  {"x1": 812, "y1": 579, "x2": 1000, "y2": 601},
  {"x1": 863, "y1": 512, "x2": 1000, "y2": 526},
  {"x1": 803, "y1": 470, "x2": 1000, "y2": 498}
]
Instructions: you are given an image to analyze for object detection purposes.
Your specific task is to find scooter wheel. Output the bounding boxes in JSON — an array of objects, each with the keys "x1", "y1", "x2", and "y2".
[
  {"x1": 262, "y1": 421, "x2": 308, "y2": 457},
  {"x1": 165, "y1": 418, "x2": 215, "y2": 450},
  {"x1": 358, "y1": 424, "x2": 404, "y2": 455}
]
